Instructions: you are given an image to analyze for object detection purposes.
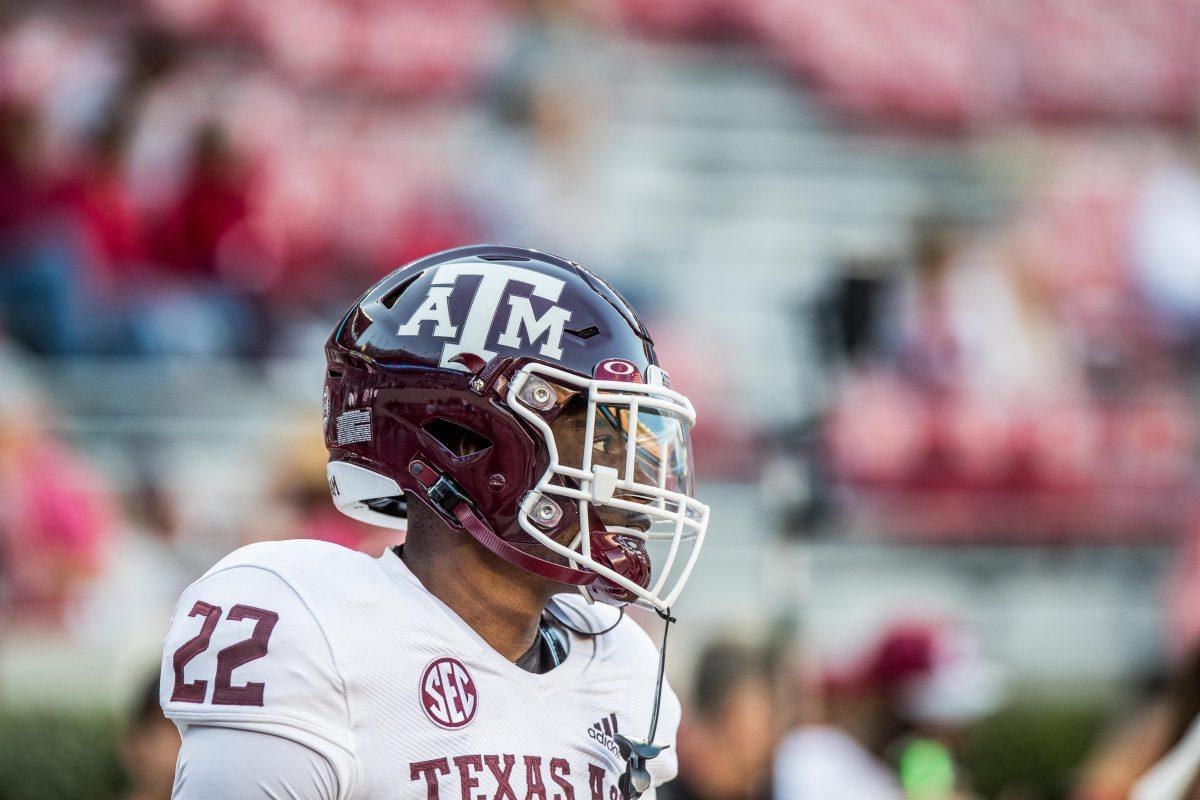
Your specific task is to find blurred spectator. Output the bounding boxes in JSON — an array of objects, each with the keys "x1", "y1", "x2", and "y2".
[
  {"x1": 775, "y1": 721, "x2": 903, "y2": 800},
  {"x1": 118, "y1": 673, "x2": 179, "y2": 800},
  {"x1": 49, "y1": 119, "x2": 145, "y2": 302},
  {"x1": 153, "y1": 122, "x2": 246, "y2": 280},
  {"x1": 1075, "y1": 619, "x2": 1200, "y2": 800},
  {"x1": 0, "y1": 377, "x2": 117, "y2": 627},
  {"x1": 1129, "y1": 140, "x2": 1200, "y2": 355},
  {"x1": 887, "y1": 219, "x2": 1071, "y2": 401},
  {"x1": 0, "y1": 102, "x2": 44, "y2": 237},
  {"x1": 826, "y1": 189, "x2": 1198, "y2": 542},
  {"x1": 1134, "y1": 664, "x2": 1200, "y2": 799},
  {"x1": 1164, "y1": 508, "x2": 1200, "y2": 663},
  {"x1": 775, "y1": 620, "x2": 1002, "y2": 800},
  {"x1": 887, "y1": 222, "x2": 967, "y2": 393},
  {"x1": 76, "y1": 476, "x2": 193, "y2": 662},
  {"x1": 0, "y1": 100, "x2": 84, "y2": 355},
  {"x1": 663, "y1": 642, "x2": 777, "y2": 800},
  {"x1": 1075, "y1": 695, "x2": 1166, "y2": 800},
  {"x1": 815, "y1": 252, "x2": 896, "y2": 370},
  {"x1": 1074, "y1": 657, "x2": 1198, "y2": 800},
  {"x1": 242, "y1": 423, "x2": 403, "y2": 556},
  {"x1": 1132, "y1": 683, "x2": 1200, "y2": 800},
  {"x1": 132, "y1": 121, "x2": 261, "y2": 357}
]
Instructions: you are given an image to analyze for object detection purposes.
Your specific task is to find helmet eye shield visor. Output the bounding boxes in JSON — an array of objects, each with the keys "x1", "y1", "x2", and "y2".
[{"x1": 591, "y1": 403, "x2": 697, "y2": 523}]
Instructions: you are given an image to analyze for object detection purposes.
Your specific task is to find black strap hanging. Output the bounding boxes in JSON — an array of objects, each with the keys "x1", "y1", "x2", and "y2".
[{"x1": 616, "y1": 608, "x2": 675, "y2": 800}]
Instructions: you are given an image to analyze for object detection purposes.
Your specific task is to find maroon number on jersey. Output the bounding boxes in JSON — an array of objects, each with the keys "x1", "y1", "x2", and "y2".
[
  {"x1": 170, "y1": 602, "x2": 279, "y2": 706},
  {"x1": 213, "y1": 605, "x2": 278, "y2": 706},
  {"x1": 170, "y1": 601, "x2": 222, "y2": 703}
]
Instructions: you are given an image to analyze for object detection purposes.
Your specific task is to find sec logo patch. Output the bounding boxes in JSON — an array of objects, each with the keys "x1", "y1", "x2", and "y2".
[{"x1": 420, "y1": 657, "x2": 478, "y2": 729}]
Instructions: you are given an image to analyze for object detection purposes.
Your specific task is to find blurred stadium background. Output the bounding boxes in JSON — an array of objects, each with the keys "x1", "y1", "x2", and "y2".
[{"x1": 4, "y1": 0, "x2": 1200, "y2": 798}]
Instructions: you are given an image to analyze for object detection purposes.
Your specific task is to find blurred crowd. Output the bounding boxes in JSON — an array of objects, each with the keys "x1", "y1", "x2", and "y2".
[
  {"x1": 820, "y1": 142, "x2": 1200, "y2": 543},
  {"x1": 5, "y1": 0, "x2": 1199, "y2": 357},
  {"x1": 0, "y1": 347, "x2": 399, "y2": 633},
  {"x1": 0, "y1": 5, "x2": 483, "y2": 360},
  {"x1": 5, "y1": 0, "x2": 1200, "y2": 542},
  {"x1": 613, "y1": 0, "x2": 1200, "y2": 126},
  {"x1": 663, "y1": 626, "x2": 1200, "y2": 800}
]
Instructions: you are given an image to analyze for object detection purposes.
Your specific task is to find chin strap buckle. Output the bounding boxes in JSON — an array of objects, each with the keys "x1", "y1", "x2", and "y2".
[
  {"x1": 427, "y1": 474, "x2": 472, "y2": 516},
  {"x1": 409, "y1": 459, "x2": 473, "y2": 517},
  {"x1": 616, "y1": 734, "x2": 668, "y2": 800}
]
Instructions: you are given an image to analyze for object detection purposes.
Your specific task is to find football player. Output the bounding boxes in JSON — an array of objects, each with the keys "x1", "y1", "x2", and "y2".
[{"x1": 160, "y1": 245, "x2": 710, "y2": 800}]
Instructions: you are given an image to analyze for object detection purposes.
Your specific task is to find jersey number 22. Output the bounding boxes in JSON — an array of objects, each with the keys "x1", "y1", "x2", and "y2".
[{"x1": 170, "y1": 601, "x2": 279, "y2": 706}]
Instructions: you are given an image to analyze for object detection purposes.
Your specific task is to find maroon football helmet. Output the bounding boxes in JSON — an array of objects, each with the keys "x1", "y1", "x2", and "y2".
[{"x1": 323, "y1": 245, "x2": 708, "y2": 610}]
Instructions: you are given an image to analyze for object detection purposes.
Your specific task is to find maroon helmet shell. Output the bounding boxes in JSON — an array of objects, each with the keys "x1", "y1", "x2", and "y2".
[{"x1": 324, "y1": 244, "x2": 708, "y2": 609}]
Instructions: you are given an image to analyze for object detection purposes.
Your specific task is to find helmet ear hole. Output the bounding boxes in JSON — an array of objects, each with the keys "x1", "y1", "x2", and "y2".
[{"x1": 422, "y1": 418, "x2": 493, "y2": 458}]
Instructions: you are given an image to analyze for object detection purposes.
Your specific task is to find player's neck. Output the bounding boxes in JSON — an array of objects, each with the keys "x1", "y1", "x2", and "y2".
[{"x1": 400, "y1": 522, "x2": 555, "y2": 664}]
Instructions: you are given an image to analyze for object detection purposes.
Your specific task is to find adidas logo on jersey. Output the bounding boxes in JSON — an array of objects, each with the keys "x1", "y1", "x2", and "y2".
[{"x1": 588, "y1": 713, "x2": 621, "y2": 758}]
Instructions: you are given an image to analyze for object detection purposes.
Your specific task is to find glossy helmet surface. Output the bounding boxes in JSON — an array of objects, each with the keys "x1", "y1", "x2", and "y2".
[{"x1": 324, "y1": 244, "x2": 707, "y2": 610}]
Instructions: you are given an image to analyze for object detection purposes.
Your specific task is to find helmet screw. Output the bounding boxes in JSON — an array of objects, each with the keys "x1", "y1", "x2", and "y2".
[
  {"x1": 409, "y1": 462, "x2": 425, "y2": 476},
  {"x1": 470, "y1": 378, "x2": 485, "y2": 393},
  {"x1": 535, "y1": 499, "x2": 561, "y2": 525},
  {"x1": 521, "y1": 376, "x2": 557, "y2": 411},
  {"x1": 488, "y1": 474, "x2": 506, "y2": 491}
]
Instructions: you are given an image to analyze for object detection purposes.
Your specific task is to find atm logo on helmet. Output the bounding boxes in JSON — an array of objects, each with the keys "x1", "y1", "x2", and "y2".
[{"x1": 398, "y1": 263, "x2": 573, "y2": 370}]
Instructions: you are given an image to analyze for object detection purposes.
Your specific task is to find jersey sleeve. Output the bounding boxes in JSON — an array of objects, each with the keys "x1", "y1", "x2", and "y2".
[
  {"x1": 173, "y1": 725, "x2": 340, "y2": 800},
  {"x1": 160, "y1": 560, "x2": 356, "y2": 797},
  {"x1": 1132, "y1": 711, "x2": 1200, "y2": 800}
]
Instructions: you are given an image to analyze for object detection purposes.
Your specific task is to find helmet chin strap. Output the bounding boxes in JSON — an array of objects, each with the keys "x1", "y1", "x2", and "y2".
[{"x1": 407, "y1": 458, "x2": 596, "y2": 587}]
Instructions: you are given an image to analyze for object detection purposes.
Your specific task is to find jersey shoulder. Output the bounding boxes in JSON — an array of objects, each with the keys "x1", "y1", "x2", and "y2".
[
  {"x1": 159, "y1": 539, "x2": 370, "y2": 782},
  {"x1": 206, "y1": 537, "x2": 377, "y2": 583}
]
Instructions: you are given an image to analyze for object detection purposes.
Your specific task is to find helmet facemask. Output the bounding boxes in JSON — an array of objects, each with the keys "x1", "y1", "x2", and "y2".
[{"x1": 507, "y1": 361, "x2": 709, "y2": 611}]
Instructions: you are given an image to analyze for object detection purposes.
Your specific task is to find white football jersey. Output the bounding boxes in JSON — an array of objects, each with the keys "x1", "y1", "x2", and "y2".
[{"x1": 160, "y1": 539, "x2": 680, "y2": 800}]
